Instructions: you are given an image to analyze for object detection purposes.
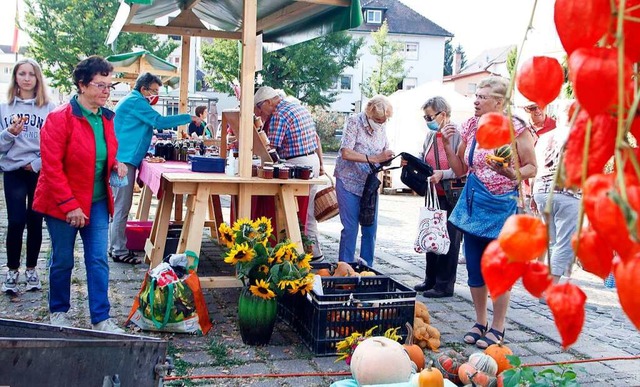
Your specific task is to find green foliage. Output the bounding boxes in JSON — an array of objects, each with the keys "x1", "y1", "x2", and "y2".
[
  {"x1": 361, "y1": 21, "x2": 407, "y2": 98},
  {"x1": 501, "y1": 354, "x2": 584, "y2": 387},
  {"x1": 206, "y1": 340, "x2": 246, "y2": 367},
  {"x1": 22, "y1": 0, "x2": 178, "y2": 93},
  {"x1": 201, "y1": 32, "x2": 364, "y2": 107},
  {"x1": 310, "y1": 107, "x2": 346, "y2": 152},
  {"x1": 507, "y1": 47, "x2": 518, "y2": 78},
  {"x1": 443, "y1": 41, "x2": 468, "y2": 76}
]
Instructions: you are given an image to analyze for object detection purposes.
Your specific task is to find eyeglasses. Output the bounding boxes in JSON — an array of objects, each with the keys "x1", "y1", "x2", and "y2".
[
  {"x1": 89, "y1": 82, "x2": 115, "y2": 92},
  {"x1": 256, "y1": 100, "x2": 267, "y2": 110},
  {"x1": 423, "y1": 111, "x2": 442, "y2": 122},
  {"x1": 145, "y1": 86, "x2": 160, "y2": 95}
]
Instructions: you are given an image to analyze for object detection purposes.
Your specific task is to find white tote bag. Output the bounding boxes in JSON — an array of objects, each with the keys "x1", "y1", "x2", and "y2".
[{"x1": 413, "y1": 178, "x2": 451, "y2": 255}]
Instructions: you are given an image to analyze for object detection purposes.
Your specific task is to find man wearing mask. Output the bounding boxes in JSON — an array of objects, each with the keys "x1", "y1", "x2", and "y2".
[
  {"x1": 254, "y1": 86, "x2": 324, "y2": 261},
  {"x1": 108, "y1": 73, "x2": 192, "y2": 264}
]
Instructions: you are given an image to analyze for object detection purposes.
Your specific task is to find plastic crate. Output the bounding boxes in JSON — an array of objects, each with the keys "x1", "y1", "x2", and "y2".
[
  {"x1": 279, "y1": 276, "x2": 416, "y2": 356},
  {"x1": 125, "y1": 221, "x2": 154, "y2": 251},
  {"x1": 310, "y1": 261, "x2": 384, "y2": 276}
]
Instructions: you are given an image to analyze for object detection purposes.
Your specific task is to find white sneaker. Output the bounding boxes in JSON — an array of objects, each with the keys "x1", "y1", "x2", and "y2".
[
  {"x1": 24, "y1": 269, "x2": 42, "y2": 291},
  {"x1": 50, "y1": 312, "x2": 72, "y2": 327},
  {"x1": 92, "y1": 318, "x2": 125, "y2": 334},
  {"x1": 2, "y1": 270, "x2": 19, "y2": 294}
]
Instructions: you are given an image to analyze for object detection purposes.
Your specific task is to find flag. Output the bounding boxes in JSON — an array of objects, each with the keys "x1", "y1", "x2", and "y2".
[{"x1": 11, "y1": 0, "x2": 19, "y2": 53}]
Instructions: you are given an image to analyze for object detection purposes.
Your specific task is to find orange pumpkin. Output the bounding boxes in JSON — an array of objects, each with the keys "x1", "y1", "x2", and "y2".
[
  {"x1": 484, "y1": 341, "x2": 514, "y2": 374},
  {"x1": 418, "y1": 360, "x2": 444, "y2": 387},
  {"x1": 435, "y1": 350, "x2": 466, "y2": 384},
  {"x1": 458, "y1": 363, "x2": 498, "y2": 387},
  {"x1": 316, "y1": 268, "x2": 331, "y2": 277},
  {"x1": 403, "y1": 323, "x2": 425, "y2": 371}
]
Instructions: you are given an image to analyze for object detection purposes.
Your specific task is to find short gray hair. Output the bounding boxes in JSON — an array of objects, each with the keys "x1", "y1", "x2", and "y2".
[
  {"x1": 478, "y1": 76, "x2": 509, "y2": 100},
  {"x1": 421, "y1": 96, "x2": 451, "y2": 116},
  {"x1": 365, "y1": 95, "x2": 393, "y2": 120}
]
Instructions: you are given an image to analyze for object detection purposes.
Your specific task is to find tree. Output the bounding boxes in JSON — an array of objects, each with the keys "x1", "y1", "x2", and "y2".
[
  {"x1": 443, "y1": 41, "x2": 467, "y2": 76},
  {"x1": 201, "y1": 32, "x2": 364, "y2": 107},
  {"x1": 22, "y1": 0, "x2": 178, "y2": 92},
  {"x1": 361, "y1": 20, "x2": 406, "y2": 98}
]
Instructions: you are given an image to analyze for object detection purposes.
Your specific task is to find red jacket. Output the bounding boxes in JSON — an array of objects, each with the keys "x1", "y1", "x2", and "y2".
[{"x1": 33, "y1": 98, "x2": 118, "y2": 222}]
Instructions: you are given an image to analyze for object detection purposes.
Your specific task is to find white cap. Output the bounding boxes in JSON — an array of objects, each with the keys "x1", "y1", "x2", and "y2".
[{"x1": 254, "y1": 86, "x2": 279, "y2": 105}]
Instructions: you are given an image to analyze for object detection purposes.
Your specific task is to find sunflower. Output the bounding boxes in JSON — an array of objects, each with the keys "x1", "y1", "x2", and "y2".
[
  {"x1": 296, "y1": 253, "x2": 312, "y2": 270},
  {"x1": 250, "y1": 279, "x2": 276, "y2": 300},
  {"x1": 223, "y1": 242, "x2": 255, "y2": 264},
  {"x1": 271, "y1": 246, "x2": 285, "y2": 264},
  {"x1": 278, "y1": 279, "x2": 298, "y2": 290},
  {"x1": 296, "y1": 274, "x2": 315, "y2": 295},
  {"x1": 258, "y1": 264, "x2": 270, "y2": 275},
  {"x1": 282, "y1": 242, "x2": 298, "y2": 261},
  {"x1": 252, "y1": 217, "x2": 273, "y2": 238},
  {"x1": 232, "y1": 218, "x2": 253, "y2": 233},
  {"x1": 218, "y1": 223, "x2": 235, "y2": 248}
]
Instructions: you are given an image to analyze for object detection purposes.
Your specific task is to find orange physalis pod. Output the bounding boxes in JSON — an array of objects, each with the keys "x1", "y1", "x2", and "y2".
[
  {"x1": 522, "y1": 261, "x2": 552, "y2": 299},
  {"x1": 480, "y1": 240, "x2": 527, "y2": 300},
  {"x1": 498, "y1": 214, "x2": 548, "y2": 263},
  {"x1": 613, "y1": 254, "x2": 640, "y2": 331},
  {"x1": 545, "y1": 283, "x2": 586, "y2": 349},
  {"x1": 476, "y1": 113, "x2": 511, "y2": 149},
  {"x1": 571, "y1": 227, "x2": 614, "y2": 280},
  {"x1": 516, "y1": 56, "x2": 564, "y2": 111}
]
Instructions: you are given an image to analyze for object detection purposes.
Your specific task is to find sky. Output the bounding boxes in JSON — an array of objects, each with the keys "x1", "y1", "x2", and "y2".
[{"x1": 1, "y1": 0, "x2": 563, "y2": 60}]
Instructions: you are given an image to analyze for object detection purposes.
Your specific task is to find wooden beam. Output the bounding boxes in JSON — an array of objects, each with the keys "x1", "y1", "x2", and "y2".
[
  {"x1": 182, "y1": 0, "x2": 203, "y2": 11},
  {"x1": 294, "y1": 0, "x2": 350, "y2": 6},
  {"x1": 125, "y1": 4, "x2": 140, "y2": 25},
  {"x1": 256, "y1": 2, "x2": 324, "y2": 32},
  {"x1": 167, "y1": 9, "x2": 207, "y2": 29},
  {"x1": 178, "y1": 35, "x2": 191, "y2": 139},
  {"x1": 238, "y1": 0, "x2": 257, "y2": 178},
  {"x1": 122, "y1": 24, "x2": 242, "y2": 40}
]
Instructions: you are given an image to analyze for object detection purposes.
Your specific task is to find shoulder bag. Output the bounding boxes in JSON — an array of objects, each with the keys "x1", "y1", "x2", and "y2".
[
  {"x1": 432, "y1": 134, "x2": 466, "y2": 207},
  {"x1": 400, "y1": 152, "x2": 434, "y2": 196}
]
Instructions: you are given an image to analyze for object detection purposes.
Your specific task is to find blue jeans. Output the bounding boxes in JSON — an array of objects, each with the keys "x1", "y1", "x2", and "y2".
[
  {"x1": 109, "y1": 163, "x2": 137, "y2": 256},
  {"x1": 463, "y1": 232, "x2": 493, "y2": 287},
  {"x1": 46, "y1": 200, "x2": 111, "y2": 324},
  {"x1": 336, "y1": 177, "x2": 378, "y2": 266}
]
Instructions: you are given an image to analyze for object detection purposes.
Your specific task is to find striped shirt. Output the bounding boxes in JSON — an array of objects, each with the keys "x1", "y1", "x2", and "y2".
[{"x1": 267, "y1": 100, "x2": 317, "y2": 159}]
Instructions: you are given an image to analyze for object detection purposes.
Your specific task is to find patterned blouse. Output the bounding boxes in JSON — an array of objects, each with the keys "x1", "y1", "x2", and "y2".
[
  {"x1": 461, "y1": 115, "x2": 527, "y2": 195},
  {"x1": 268, "y1": 99, "x2": 318, "y2": 159},
  {"x1": 334, "y1": 112, "x2": 389, "y2": 197}
]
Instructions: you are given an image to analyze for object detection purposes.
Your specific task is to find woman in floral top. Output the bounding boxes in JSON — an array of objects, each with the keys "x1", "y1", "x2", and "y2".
[
  {"x1": 334, "y1": 95, "x2": 395, "y2": 266},
  {"x1": 441, "y1": 77, "x2": 537, "y2": 349}
]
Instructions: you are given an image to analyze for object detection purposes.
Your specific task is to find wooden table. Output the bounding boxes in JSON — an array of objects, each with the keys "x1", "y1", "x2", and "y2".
[{"x1": 137, "y1": 160, "x2": 321, "y2": 288}]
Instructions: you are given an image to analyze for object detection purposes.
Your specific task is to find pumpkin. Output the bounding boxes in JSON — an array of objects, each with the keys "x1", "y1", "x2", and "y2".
[
  {"x1": 418, "y1": 360, "x2": 444, "y2": 387},
  {"x1": 484, "y1": 341, "x2": 514, "y2": 374},
  {"x1": 467, "y1": 352, "x2": 498, "y2": 376},
  {"x1": 359, "y1": 270, "x2": 377, "y2": 277},
  {"x1": 435, "y1": 349, "x2": 466, "y2": 384},
  {"x1": 333, "y1": 262, "x2": 356, "y2": 277},
  {"x1": 458, "y1": 363, "x2": 498, "y2": 387},
  {"x1": 315, "y1": 268, "x2": 331, "y2": 277},
  {"x1": 404, "y1": 323, "x2": 426, "y2": 371},
  {"x1": 350, "y1": 336, "x2": 413, "y2": 385},
  {"x1": 494, "y1": 145, "x2": 512, "y2": 162}
]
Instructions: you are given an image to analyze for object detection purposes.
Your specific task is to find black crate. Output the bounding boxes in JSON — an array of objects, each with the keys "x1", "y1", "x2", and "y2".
[
  {"x1": 278, "y1": 276, "x2": 416, "y2": 356},
  {"x1": 310, "y1": 261, "x2": 384, "y2": 276}
]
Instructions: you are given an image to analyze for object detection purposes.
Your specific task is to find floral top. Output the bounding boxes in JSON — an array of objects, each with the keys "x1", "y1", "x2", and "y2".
[
  {"x1": 334, "y1": 112, "x2": 389, "y2": 197},
  {"x1": 461, "y1": 115, "x2": 527, "y2": 195}
]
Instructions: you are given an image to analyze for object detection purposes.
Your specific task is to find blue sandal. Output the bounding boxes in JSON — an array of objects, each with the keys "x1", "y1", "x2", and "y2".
[
  {"x1": 476, "y1": 328, "x2": 505, "y2": 349},
  {"x1": 463, "y1": 322, "x2": 488, "y2": 344}
]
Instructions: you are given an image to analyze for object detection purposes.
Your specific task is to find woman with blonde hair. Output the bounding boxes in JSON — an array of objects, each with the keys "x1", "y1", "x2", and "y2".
[
  {"x1": 334, "y1": 95, "x2": 395, "y2": 266},
  {"x1": 0, "y1": 58, "x2": 56, "y2": 294}
]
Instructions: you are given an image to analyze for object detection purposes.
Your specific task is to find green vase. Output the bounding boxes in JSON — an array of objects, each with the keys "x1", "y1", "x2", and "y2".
[{"x1": 237, "y1": 286, "x2": 278, "y2": 345}]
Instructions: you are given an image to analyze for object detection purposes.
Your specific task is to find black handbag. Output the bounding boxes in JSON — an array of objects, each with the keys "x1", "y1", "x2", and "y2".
[
  {"x1": 359, "y1": 162, "x2": 383, "y2": 227},
  {"x1": 400, "y1": 152, "x2": 434, "y2": 196},
  {"x1": 432, "y1": 139, "x2": 466, "y2": 207}
]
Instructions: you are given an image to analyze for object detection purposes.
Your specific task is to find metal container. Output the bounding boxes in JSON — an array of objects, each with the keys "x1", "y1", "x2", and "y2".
[{"x1": 0, "y1": 318, "x2": 169, "y2": 387}]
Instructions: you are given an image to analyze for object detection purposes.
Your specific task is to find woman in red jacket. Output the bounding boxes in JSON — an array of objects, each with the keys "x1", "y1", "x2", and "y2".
[{"x1": 33, "y1": 56, "x2": 127, "y2": 333}]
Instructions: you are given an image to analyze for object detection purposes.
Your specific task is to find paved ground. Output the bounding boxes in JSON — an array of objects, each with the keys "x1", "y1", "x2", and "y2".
[{"x1": 1, "y1": 156, "x2": 639, "y2": 386}]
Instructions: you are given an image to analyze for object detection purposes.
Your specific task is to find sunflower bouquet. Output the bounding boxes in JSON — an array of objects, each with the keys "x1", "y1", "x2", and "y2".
[
  {"x1": 335, "y1": 326, "x2": 402, "y2": 365},
  {"x1": 218, "y1": 217, "x2": 315, "y2": 300}
]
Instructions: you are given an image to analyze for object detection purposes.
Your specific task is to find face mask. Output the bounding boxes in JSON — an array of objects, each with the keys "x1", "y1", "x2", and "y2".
[
  {"x1": 368, "y1": 118, "x2": 385, "y2": 131},
  {"x1": 427, "y1": 121, "x2": 440, "y2": 131},
  {"x1": 146, "y1": 94, "x2": 159, "y2": 106}
]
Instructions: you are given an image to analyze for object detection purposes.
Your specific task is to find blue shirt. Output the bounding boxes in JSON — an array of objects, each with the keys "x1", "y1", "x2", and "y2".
[{"x1": 114, "y1": 90, "x2": 191, "y2": 167}]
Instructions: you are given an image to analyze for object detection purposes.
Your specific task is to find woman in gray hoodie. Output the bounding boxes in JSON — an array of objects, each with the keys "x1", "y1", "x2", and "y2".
[{"x1": 0, "y1": 58, "x2": 56, "y2": 294}]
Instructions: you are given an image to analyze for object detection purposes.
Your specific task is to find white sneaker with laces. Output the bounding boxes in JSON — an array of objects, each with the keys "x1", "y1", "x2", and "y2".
[
  {"x1": 50, "y1": 312, "x2": 72, "y2": 327},
  {"x1": 24, "y1": 269, "x2": 42, "y2": 291},
  {"x1": 92, "y1": 318, "x2": 125, "y2": 334},
  {"x1": 2, "y1": 270, "x2": 19, "y2": 294}
]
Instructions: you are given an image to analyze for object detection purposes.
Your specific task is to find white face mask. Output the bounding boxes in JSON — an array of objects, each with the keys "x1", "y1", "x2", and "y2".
[{"x1": 368, "y1": 118, "x2": 385, "y2": 131}]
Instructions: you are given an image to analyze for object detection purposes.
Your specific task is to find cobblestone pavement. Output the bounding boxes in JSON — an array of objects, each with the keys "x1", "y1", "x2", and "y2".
[{"x1": 1, "y1": 158, "x2": 639, "y2": 386}]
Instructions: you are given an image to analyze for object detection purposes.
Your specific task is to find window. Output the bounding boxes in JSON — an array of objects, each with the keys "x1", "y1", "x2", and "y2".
[
  {"x1": 331, "y1": 75, "x2": 352, "y2": 91},
  {"x1": 3, "y1": 66, "x2": 10, "y2": 75},
  {"x1": 403, "y1": 43, "x2": 419, "y2": 60},
  {"x1": 467, "y1": 83, "x2": 477, "y2": 94},
  {"x1": 403, "y1": 78, "x2": 417, "y2": 90},
  {"x1": 365, "y1": 10, "x2": 382, "y2": 24}
]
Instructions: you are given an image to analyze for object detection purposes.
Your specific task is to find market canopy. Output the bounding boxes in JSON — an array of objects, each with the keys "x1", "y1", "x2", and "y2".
[
  {"x1": 106, "y1": 0, "x2": 363, "y2": 51},
  {"x1": 106, "y1": 50, "x2": 180, "y2": 87}
]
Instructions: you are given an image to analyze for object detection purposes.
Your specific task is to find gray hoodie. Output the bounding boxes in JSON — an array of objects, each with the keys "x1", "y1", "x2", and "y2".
[{"x1": 0, "y1": 97, "x2": 56, "y2": 172}]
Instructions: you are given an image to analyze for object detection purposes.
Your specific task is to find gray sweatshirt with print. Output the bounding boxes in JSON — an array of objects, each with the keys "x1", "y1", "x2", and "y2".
[{"x1": 0, "y1": 97, "x2": 56, "y2": 172}]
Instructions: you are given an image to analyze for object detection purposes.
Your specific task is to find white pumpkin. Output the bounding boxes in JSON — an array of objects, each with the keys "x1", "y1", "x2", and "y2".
[{"x1": 350, "y1": 336, "x2": 413, "y2": 385}]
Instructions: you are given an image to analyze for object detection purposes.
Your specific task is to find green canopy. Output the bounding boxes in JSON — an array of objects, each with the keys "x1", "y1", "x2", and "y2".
[{"x1": 105, "y1": 50, "x2": 180, "y2": 87}]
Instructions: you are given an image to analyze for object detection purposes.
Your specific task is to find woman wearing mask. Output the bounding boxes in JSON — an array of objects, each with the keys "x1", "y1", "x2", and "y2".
[
  {"x1": 0, "y1": 58, "x2": 56, "y2": 294},
  {"x1": 33, "y1": 56, "x2": 128, "y2": 332},
  {"x1": 409, "y1": 96, "x2": 463, "y2": 298},
  {"x1": 334, "y1": 95, "x2": 395, "y2": 266}
]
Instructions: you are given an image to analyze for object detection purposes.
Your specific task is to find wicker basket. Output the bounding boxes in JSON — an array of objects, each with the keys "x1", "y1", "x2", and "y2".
[{"x1": 314, "y1": 175, "x2": 340, "y2": 222}]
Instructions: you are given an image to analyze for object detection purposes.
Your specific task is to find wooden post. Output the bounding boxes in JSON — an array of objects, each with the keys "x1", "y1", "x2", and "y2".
[
  {"x1": 238, "y1": 0, "x2": 257, "y2": 178},
  {"x1": 178, "y1": 35, "x2": 191, "y2": 138}
]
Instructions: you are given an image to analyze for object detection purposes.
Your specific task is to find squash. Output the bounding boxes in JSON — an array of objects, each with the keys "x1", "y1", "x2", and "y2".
[
  {"x1": 418, "y1": 360, "x2": 444, "y2": 387},
  {"x1": 403, "y1": 323, "x2": 426, "y2": 371},
  {"x1": 494, "y1": 145, "x2": 512, "y2": 161},
  {"x1": 484, "y1": 341, "x2": 514, "y2": 374},
  {"x1": 435, "y1": 349, "x2": 466, "y2": 384},
  {"x1": 316, "y1": 268, "x2": 331, "y2": 276},
  {"x1": 359, "y1": 270, "x2": 377, "y2": 277},
  {"x1": 333, "y1": 262, "x2": 356, "y2": 277},
  {"x1": 350, "y1": 336, "x2": 413, "y2": 385},
  {"x1": 467, "y1": 352, "x2": 498, "y2": 376},
  {"x1": 458, "y1": 363, "x2": 498, "y2": 387}
]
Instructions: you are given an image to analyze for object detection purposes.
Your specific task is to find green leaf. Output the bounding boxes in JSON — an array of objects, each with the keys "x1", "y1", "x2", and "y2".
[
  {"x1": 500, "y1": 369, "x2": 522, "y2": 387},
  {"x1": 520, "y1": 367, "x2": 536, "y2": 382},
  {"x1": 563, "y1": 370, "x2": 577, "y2": 380},
  {"x1": 506, "y1": 354, "x2": 522, "y2": 367}
]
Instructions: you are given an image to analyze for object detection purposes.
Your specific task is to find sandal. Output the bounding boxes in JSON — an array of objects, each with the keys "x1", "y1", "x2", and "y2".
[
  {"x1": 111, "y1": 251, "x2": 142, "y2": 265},
  {"x1": 476, "y1": 328, "x2": 505, "y2": 349},
  {"x1": 463, "y1": 322, "x2": 488, "y2": 344}
]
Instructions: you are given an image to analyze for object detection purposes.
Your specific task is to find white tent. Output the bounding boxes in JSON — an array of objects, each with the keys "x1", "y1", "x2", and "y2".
[{"x1": 385, "y1": 81, "x2": 475, "y2": 190}]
